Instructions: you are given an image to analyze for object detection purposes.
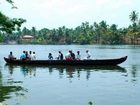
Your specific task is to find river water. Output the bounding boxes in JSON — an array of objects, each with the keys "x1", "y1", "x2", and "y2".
[{"x1": 0, "y1": 45, "x2": 140, "y2": 105}]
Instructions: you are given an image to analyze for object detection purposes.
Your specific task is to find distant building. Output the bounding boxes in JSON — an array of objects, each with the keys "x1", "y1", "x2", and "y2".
[
  {"x1": 22, "y1": 35, "x2": 34, "y2": 40},
  {"x1": 21, "y1": 35, "x2": 34, "y2": 43}
]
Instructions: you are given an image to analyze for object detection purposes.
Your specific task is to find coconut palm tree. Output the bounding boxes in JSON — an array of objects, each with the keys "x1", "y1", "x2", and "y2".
[
  {"x1": 129, "y1": 10, "x2": 139, "y2": 25},
  {"x1": 129, "y1": 10, "x2": 139, "y2": 44},
  {"x1": 129, "y1": 10, "x2": 139, "y2": 32}
]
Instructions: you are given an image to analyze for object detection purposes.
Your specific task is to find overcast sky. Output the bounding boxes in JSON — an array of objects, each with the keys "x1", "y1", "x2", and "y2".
[{"x1": 0, "y1": 0, "x2": 140, "y2": 29}]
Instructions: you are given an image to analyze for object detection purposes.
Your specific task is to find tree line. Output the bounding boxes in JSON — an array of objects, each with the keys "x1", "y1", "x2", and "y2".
[{"x1": 0, "y1": 1, "x2": 140, "y2": 45}]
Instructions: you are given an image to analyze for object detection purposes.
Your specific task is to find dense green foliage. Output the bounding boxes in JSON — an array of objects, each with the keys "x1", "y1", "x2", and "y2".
[
  {"x1": 2, "y1": 10, "x2": 140, "y2": 45},
  {"x1": 0, "y1": 12, "x2": 26, "y2": 33}
]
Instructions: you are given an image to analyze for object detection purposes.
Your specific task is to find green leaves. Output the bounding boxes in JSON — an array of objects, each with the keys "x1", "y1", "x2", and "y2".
[
  {"x1": 129, "y1": 10, "x2": 138, "y2": 24},
  {"x1": 0, "y1": 1, "x2": 26, "y2": 33},
  {"x1": 0, "y1": 12, "x2": 26, "y2": 33}
]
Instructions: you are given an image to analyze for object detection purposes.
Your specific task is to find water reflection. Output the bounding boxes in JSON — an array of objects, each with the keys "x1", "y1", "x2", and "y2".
[
  {"x1": 5, "y1": 64, "x2": 127, "y2": 79},
  {"x1": 0, "y1": 70, "x2": 28, "y2": 103},
  {"x1": 48, "y1": 65, "x2": 127, "y2": 80},
  {"x1": 6, "y1": 64, "x2": 36, "y2": 77},
  {"x1": 130, "y1": 65, "x2": 138, "y2": 82}
]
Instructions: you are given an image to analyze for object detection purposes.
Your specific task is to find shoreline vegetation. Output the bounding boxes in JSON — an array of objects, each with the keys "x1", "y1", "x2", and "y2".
[
  {"x1": 1, "y1": 10, "x2": 140, "y2": 45},
  {"x1": 0, "y1": 1, "x2": 140, "y2": 45}
]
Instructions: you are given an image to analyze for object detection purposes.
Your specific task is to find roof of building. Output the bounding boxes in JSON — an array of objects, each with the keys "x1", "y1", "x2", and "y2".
[{"x1": 22, "y1": 35, "x2": 34, "y2": 39}]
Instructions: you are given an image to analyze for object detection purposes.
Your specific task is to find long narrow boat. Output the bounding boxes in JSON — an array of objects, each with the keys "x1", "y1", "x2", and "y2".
[{"x1": 4, "y1": 56, "x2": 127, "y2": 66}]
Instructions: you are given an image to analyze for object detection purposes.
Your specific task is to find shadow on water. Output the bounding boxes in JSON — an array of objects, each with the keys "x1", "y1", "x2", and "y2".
[{"x1": 4, "y1": 64, "x2": 127, "y2": 79}]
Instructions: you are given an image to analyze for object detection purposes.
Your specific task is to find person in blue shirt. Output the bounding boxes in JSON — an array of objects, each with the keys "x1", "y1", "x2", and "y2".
[{"x1": 20, "y1": 51, "x2": 26, "y2": 60}]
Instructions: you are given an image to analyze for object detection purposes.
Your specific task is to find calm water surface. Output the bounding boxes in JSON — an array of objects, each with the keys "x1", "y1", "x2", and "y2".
[{"x1": 0, "y1": 45, "x2": 140, "y2": 105}]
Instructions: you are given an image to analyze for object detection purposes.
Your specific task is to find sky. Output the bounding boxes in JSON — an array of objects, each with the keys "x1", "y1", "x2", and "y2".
[{"x1": 0, "y1": 0, "x2": 140, "y2": 30}]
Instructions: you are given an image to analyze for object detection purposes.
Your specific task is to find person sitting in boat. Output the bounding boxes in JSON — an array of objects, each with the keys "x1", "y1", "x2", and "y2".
[
  {"x1": 86, "y1": 50, "x2": 91, "y2": 59},
  {"x1": 58, "y1": 51, "x2": 63, "y2": 60},
  {"x1": 25, "y1": 51, "x2": 30, "y2": 60},
  {"x1": 76, "y1": 51, "x2": 81, "y2": 60},
  {"x1": 70, "y1": 50, "x2": 75, "y2": 60},
  {"x1": 31, "y1": 52, "x2": 36, "y2": 60},
  {"x1": 8, "y1": 51, "x2": 16, "y2": 60},
  {"x1": 20, "y1": 51, "x2": 26, "y2": 60},
  {"x1": 48, "y1": 53, "x2": 53, "y2": 60},
  {"x1": 28, "y1": 51, "x2": 32, "y2": 60},
  {"x1": 65, "y1": 50, "x2": 72, "y2": 60}
]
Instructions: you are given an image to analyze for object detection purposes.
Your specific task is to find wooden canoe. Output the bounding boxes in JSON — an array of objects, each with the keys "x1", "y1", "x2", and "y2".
[{"x1": 4, "y1": 56, "x2": 127, "y2": 66}]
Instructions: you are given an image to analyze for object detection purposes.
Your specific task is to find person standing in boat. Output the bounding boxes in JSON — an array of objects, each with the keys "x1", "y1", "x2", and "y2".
[
  {"x1": 8, "y1": 51, "x2": 16, "y2": 60},
  {"x1": 76, "y1": 51, "x2": 81, "y2": 60},
  {"x1": 48, "y1": 53, "x2": 53, "y2": 60},
  {"x1": 58, "y1": 51, "x2": 63, "y2": 60},
  {"x1": 86, "y1": 50, "x2": 91, "y2": 59}
]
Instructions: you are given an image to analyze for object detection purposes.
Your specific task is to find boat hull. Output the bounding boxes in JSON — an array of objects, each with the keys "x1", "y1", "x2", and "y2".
[{"x1": 4, "y1": 56, "x2": 127, "y2": 66}]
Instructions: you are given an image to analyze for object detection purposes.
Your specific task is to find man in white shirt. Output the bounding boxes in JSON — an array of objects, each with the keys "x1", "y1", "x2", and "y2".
[
  {"x1": 76, "y1": 51, "x2": 81, "y2": 60},
  {"x1": 86, "y1": 50, "x2": 91, "y2": 59},
  {"x1": 31, "y1": 52, "x2": 36, "y2": 60}
]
